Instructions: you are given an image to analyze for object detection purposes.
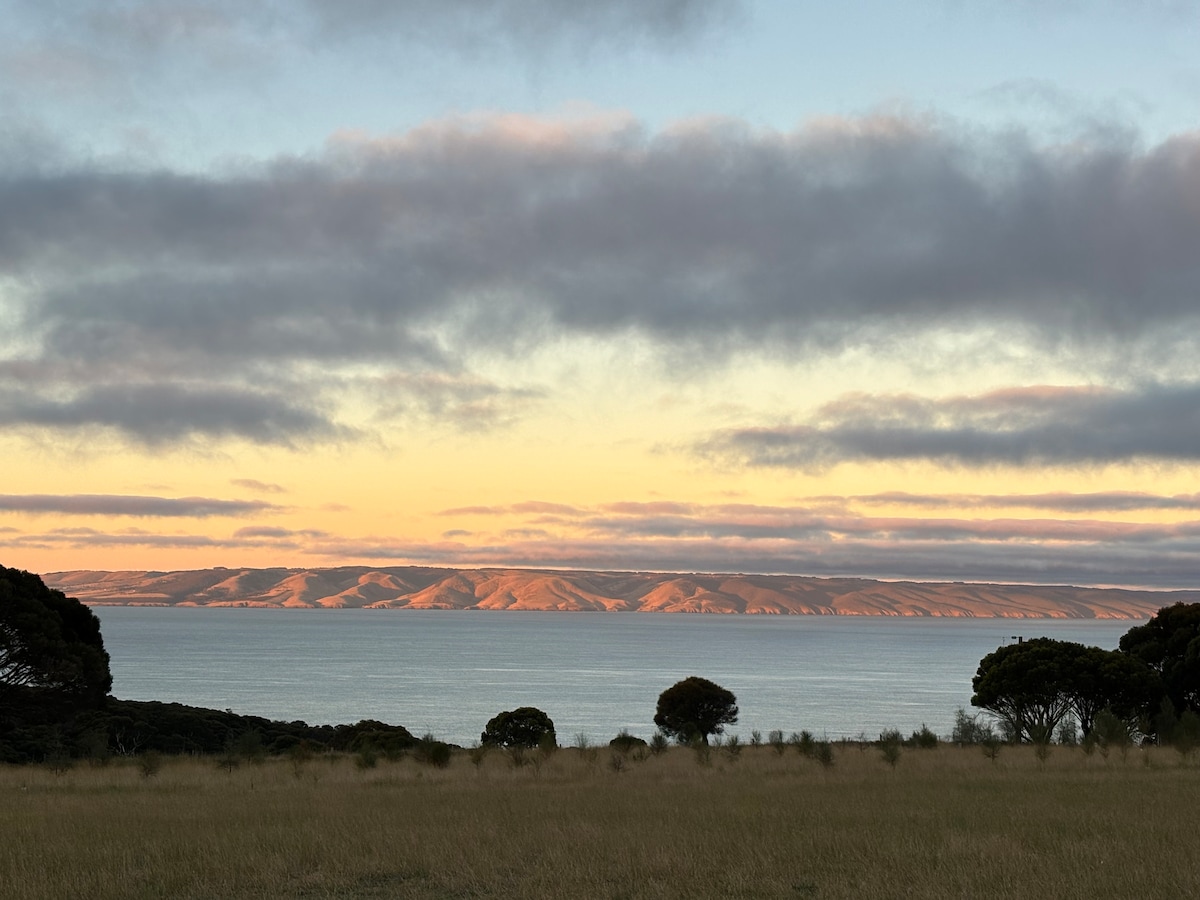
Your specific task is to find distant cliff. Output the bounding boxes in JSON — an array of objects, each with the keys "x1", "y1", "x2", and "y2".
[{"x1": 42, "y1": 566, "x2": 1194, "y2": 618}]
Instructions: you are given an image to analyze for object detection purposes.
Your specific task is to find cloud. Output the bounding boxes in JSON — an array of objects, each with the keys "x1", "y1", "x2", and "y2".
[
  {"x1": 700, "y1": 383, "x2": 1200, "y2": 470},
  {"x1": 8, "y1": 114, "x2": 1200, "y2": 346},
  {"x1": 0, "y1": 493, "x2": 280, "y2": 517},
  {"x1": 3, "y1": 0, "x2": 739, "y2": 96},
  {"x1": 231, "y1": 479, "x2": 287, "y2": 494},
  {"x1": 8, "y1": 494, "x2": 1200, "y2": 587},
  {"x1": 0, "y1": 382, "x2": 344, "y2": 446},
  {"x1": 5, "y1": 112, "x2": 1200, "y2": 446},
  {"x1": 372, "y1": 372, "x2": 543, "y2": 431},
  {"x1": 303, "y1": 0, "x2": 742, "y2": 51},
  {"x1": 845, "y1": 491, "x2": 1200, "y2": 512}
]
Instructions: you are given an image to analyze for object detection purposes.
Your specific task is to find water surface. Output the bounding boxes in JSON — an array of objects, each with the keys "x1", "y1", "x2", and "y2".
[{"x1": 94, "y1": 608, "x2": 1137, "y2": 746}]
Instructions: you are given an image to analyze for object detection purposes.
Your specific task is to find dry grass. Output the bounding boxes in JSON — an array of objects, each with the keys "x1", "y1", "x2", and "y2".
[{"x1": 3, "y1": 743, "x2": 1198, "y2": 899}]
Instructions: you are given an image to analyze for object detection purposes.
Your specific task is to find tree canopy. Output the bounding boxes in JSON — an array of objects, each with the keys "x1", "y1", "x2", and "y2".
[
  {"x1": 1, "y1": 566, "x2": 112, "y2": 719},
  {"x1": 1119, "y1": 602, "x2": 1200, "y2": 718},
  {"x1": 971, "y1": 638, "x2": 1078, "y2": 743},
  {"x1": 654, "y1": 676, "x2": 738, "y2": 745},
  {"x1": 480, "y1": 706, "x2": 556, "y2": 748}
]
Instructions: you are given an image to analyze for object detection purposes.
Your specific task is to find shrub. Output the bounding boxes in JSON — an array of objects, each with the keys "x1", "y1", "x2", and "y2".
[
  {"x1": 724, "y1": 734, "x2": 742, "y2": 760},
  {"x1": 1056, "y1": 719, "x2": 1079, "y2": 747},
  {"x1": 413, "y1": 734, "x2": 453, "y2": 769},
  {"x1": 609, "y1": 730, "x2": 647, "y2": 754},
  {"x1": 952, "y1": 707, "x2": 988, "y2": 744},
  {"x1": 908, "y1": 724, "x2": 938, "y2": 749},
  {"x1": 137, "y1": 751, "x2": 162, "y2": 778},
  {"x1": 792, "y1": 730, "x2": 816, "y2": 758},
  {"x1": 648, "y1": 732, "x2": 670, "y2": 756},
  {"x1": 814, "y1": 740, "x2": 835, "y2": 768},
  {"x1": 1093, "y1": 708, "x2": 1132, "y2": 760},
  {"x1": 767, "y1": 729, "x2": 786, "y2": 755},
  {"x1": 354, "y1": 747, "x2": 378, "y2": 770},
  {"x1": 981, "y1": 734, "x2": 1003, "y2": 763},
  {"x1": 879, "y1": 730, "x2": 902, "y2": 768},
  {"x1": 481, "y1": 707, "x2": 556, "y2": 749}
]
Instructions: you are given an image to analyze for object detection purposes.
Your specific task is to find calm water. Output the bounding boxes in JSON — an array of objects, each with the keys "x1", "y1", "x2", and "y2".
[{"x1": 92, "y1": 608, "x2": 1138, "y2": 746}]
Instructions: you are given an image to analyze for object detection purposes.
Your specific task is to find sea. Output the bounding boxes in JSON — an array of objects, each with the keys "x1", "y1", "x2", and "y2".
[{"x1": 92, "y1": 608, "x2": 1140, "y2": 747}]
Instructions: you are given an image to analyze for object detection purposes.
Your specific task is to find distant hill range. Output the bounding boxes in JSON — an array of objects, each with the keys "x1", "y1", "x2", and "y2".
[{"x1": 42, "y1": 567, "x2": 1197, "y2": 618}]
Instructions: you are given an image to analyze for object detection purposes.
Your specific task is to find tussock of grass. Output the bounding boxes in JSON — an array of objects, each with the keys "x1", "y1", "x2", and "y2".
[{"x1": 2, "y1": 745, "x2": 1198, "y2": 899}]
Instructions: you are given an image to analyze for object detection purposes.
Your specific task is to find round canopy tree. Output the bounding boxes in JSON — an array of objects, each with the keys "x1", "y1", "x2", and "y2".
[
  {"x1": 971, "y1": 638, "x2": 1077, "y2": 743},
  {"x1": 654, "y1": 676, "x2": 738, "y2": 745},
  {"x1": 1, "y1": 566, "x2": 112, "y2": 718},
  {"x1": 480, "y1": 706, "x2": 556, "y2": 748}
]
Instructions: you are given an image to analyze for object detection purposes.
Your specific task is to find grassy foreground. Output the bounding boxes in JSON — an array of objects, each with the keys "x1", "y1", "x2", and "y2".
[{"x1": 3, "y1": 743, "x2": 1198, "y2": 899}]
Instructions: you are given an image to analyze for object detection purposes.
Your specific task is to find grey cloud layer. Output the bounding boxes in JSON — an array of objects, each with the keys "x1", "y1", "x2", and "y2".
[
  {"x1": 8, "y1": 493, "x2": 1200, "y2": 586},
  {"x1": 703, "y1": 383, "x2": 1200, "y2": 469},
  {"x1": 4, "y1": 114, "x2": 1200, "y2": 444},
  {"x1": 0, "y1": 494, "x2": 279, "y2": 517},
  {"x1": 847, "y1": 491, "x2": 1200, "y2": 512}
]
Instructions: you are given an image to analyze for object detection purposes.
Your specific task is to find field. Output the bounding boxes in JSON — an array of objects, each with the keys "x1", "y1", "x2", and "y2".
[{"x1": 3, "y1": 742, "x2": 1198, "y2": 899}]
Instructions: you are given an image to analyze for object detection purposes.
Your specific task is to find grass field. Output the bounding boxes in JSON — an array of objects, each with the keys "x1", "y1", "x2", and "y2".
[{"x1": 3, "y1": 742, "x2": 1197, "y2": 899}]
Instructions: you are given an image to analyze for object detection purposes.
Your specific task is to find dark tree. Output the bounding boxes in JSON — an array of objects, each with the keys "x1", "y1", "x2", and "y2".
[
  {"x1": 1, "y1": 566, "x2": 112, "y2": 719},
  {"x1": 1062, "y1": 644, "x2": 1161, "y2": 737},
  {"x1": 1120, "y1": 602, "x2": 1200, "y2": 719},
  {"x1": 654, "y1": 676, "x2": 738, "y2": 745},
  {"x1": 480, "y1": 706, "x2": 556, "y2": 748},
  {"x1": 971, "y1": 638, "x2": 1077, "y2": 743}
]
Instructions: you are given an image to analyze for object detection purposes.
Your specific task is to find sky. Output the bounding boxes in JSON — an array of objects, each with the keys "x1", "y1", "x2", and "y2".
[{"x1": 2, "y1": 0, "x2": 1200, "y2": 588}]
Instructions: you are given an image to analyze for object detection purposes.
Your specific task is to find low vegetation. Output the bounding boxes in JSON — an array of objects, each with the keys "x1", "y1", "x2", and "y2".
[
  {"x1": 4, "y1": 742, "x2": 1199, "y2": 900},
  {"x1": 6, "y1": 567, "x2": 1200, "y2": 897}
]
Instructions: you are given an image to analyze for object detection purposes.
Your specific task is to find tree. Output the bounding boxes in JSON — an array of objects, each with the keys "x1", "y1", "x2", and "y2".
[
  {"x1": 1, "y1": 566, "x2": 112, "y2": 720},
  {"x1": 654, "y1": 676, "x2": 738, "y2": 745},
  {"x1": 480, "y1": 706, "x2": 556, "y2": 749},
  {"x1": 1120, "y1": 602, "x2": 1200, "y2": 720},
  {"x1": 1061, "y1": 644, "x2": 1160, "y2": 737},
  {"x1": 971, "y1": 639, "x2": 1077, "y2": 743}
]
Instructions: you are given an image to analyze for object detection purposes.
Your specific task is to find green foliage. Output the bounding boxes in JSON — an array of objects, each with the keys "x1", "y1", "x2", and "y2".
[
  {"x1": 1120, "y1": 602, "x2": 1200, "y2": 724},
  {"x1": 1, "y1": 566, "x2": 112, "y2": 745},
  {"x1": 654, "y1": 677, "x2": 738, "y2": 745},
  {"x1": 1056, "y1": 718, "x2": 1078, "y2": 747},
  {"x1": 354, "y1": 746, "x2": 378, "y2": 770},
  {"x1": 724, "y1": 733, "x2": 742, "y2": 759},
  {"x1": 908, "y1": 724, "x2": 938, "y2": 749},
  {"x1": 138, "y1": 751, "x2": 163, "y2": 778},
  {"x1": 648, "y1": 732, "x2": 670, "y2": 756},
  {"x1": 1063, "y1": 644, "x2": 1160, "y2": 737},
  {"x1": 813, "y1": 740, "x2": 835, "y2": 768},
  {"x1": 768, "y1": 729, "x2": 786, "y2": 755},
  {"x1": 951, "y1": 708, "x2": 995, "y2": 745},
  {"x1": 981, "y1": 734, "x2": 1003, "y2": 763},
  {"x1": 1092, "y1": 708, "x2": 1133, "y2": 759},
  {"x1": 969, "y1": 638, "x2": 1152, "y2": 743},
  {"x1": 791, "y1": 730, "x2": 816, "y2": 757},
  {"x1": 480, "y1": 706, "x2": 556, "y2": 749},
  {"x1": 609, "y1": 730, "x2": 647, "y2": 754},
  {"x1": 878, "y1": 730, "x2": 902, "y2": 768},
  {"x1": 1172, "y1": 710, "x2": 1200, "y2": 761},
  {"x1": 413, "y1": 734, "x2": 453, "y2": 768}
]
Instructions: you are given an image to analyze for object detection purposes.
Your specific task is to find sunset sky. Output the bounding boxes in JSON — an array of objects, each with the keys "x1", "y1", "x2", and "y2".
[{"x1": 2, "y1": 0, "x2": 1200, "y2": 587}]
